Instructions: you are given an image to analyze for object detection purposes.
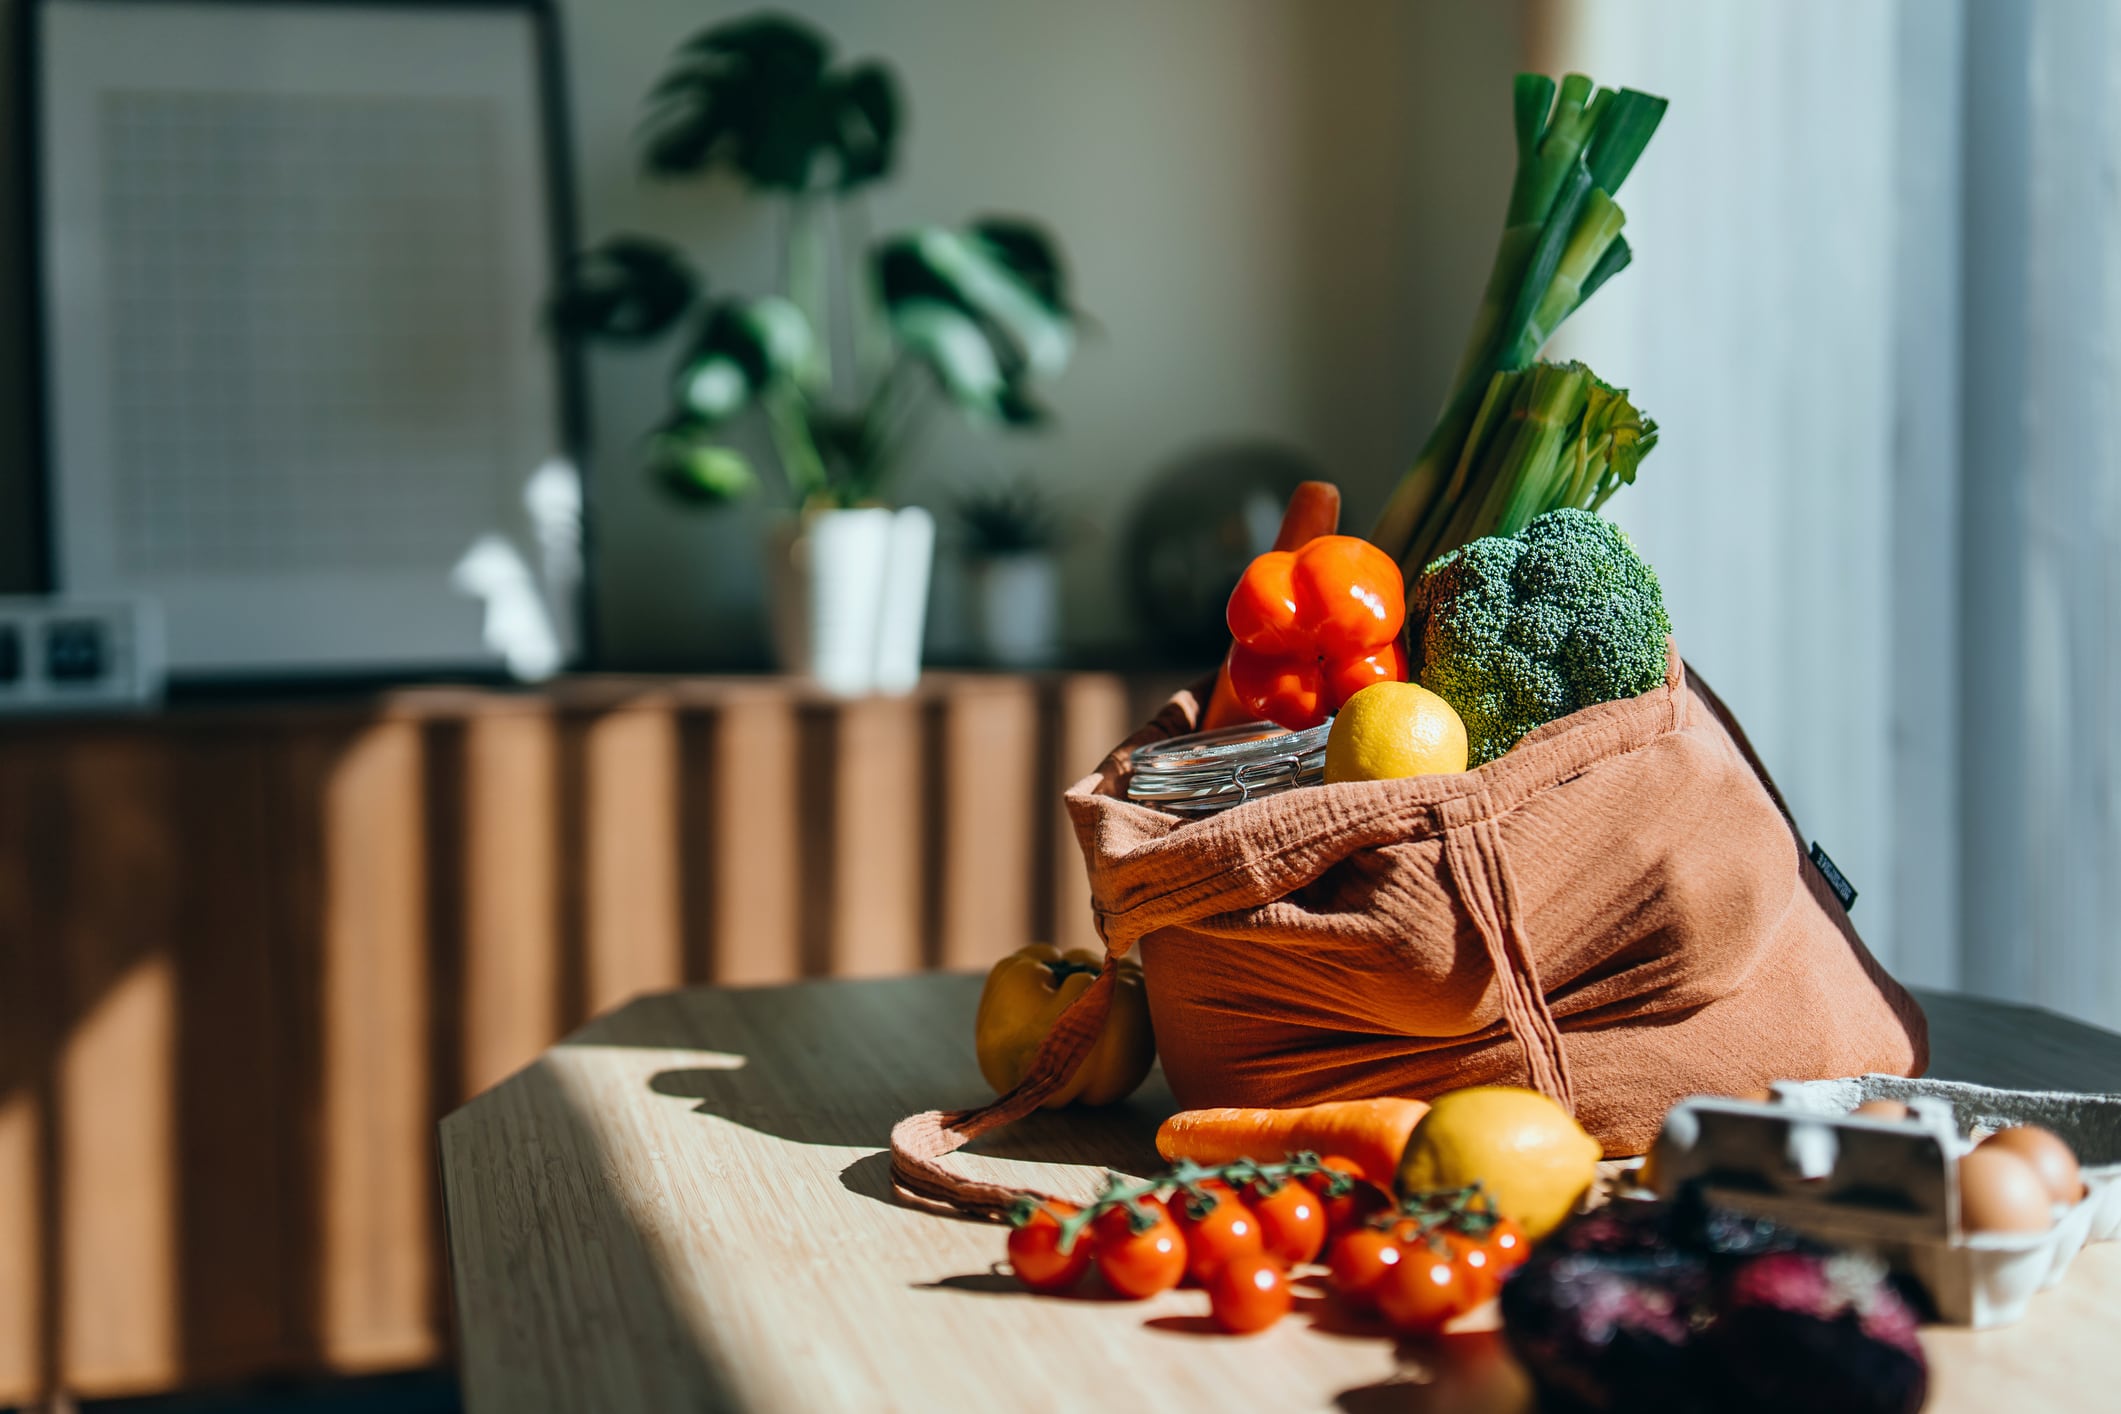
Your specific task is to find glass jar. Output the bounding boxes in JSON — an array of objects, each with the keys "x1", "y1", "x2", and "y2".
[{"x1": 1124, "y1": 720, "x2": 1331, "y2": 816}]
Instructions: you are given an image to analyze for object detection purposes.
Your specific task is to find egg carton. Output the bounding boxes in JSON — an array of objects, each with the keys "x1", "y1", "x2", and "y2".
[{"x1": 1644, "y1": 1075, "x2": 2121, "y2": 1328}]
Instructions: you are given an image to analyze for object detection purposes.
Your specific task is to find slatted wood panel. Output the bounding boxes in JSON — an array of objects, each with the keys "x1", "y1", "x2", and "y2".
[
  {"x1": 296, "y1": 722, "x2": 439, "y2": 1373},
  {"x1": 444, "y1": 712, "x2": 563, "y2": 1102},
  {"x1": 0, "y1": 671, "x2": 1141, "y2": 1404},
  {"x1": 684, "y1": 690, "x2": 801, "y2": 987},
  {"x1": 0, "y1": 739, "x2": 52, "y2": 1400},
  {"x1": 933, "y1": 678, "x2": 1041, "y2": 971},
  {"x1": 55, "y1": 741, "x2": 180, "y2": 1392},
  {"x1": 168, "y1": 735, "x2": 283, "y2": 1382}
]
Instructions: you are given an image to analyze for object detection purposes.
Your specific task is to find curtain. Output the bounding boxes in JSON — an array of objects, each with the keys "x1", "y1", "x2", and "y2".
[
  {"x1": 1959, "y1": 0, "x2": 2121, "y2": 1028},
  {"x1": 1532, "y1": 0, "x2": 2121, "y2": 1032},
  {"x1": 1528, "y1": 0, "x2": 1914, "y2": 972}
]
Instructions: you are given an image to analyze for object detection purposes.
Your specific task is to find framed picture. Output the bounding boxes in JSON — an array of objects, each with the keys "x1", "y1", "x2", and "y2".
[{"x1": 22, "y1": 0, "x2": 586, "y2": 678}]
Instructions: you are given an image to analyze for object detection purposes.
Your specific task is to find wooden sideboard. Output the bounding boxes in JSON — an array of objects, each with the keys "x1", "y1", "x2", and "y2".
[{"x1": 0, "y1": 670, "x2": 1157, "y2": 1404}]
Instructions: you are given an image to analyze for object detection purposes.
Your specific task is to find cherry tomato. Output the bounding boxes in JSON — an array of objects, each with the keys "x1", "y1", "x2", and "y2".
[
  {"x1": 1290, "y1": 535, "x2": 1407, "y2": 657},
  {"x1": 1092, "y1": 1194, "x2": 1167, "y2": 1246},
  {"x1": 1442, "y1": 1229, "x2": 1497, "y2": 1304},
  {"x1": 1305, "y1": 1154, "x2": 1368, "y2": 1187},
  {"x1": 1006, "y1": 1201, "x2": 1093, "y2": 1293},
  {"x1": 1226, "y1": 645, "x2": 1326, "y2": 730},
  {"x1": 1208, "y1": 1253, "x2": 1293, "y2": 1334},
  {"x1": 1478, "y1": 1218, "x2": 1530, "y2": 1281},
  {"x1": 1375, "y1": 1244, "x2": 1478, "y2": 1334},
  {"x1": 1173, "y1": 1178, "x2": 1237, "y2": 1214},
  {"x1": 1326, "y1": 1227, "x2": 1402, "y2": 1312},
  {"x1": 1092, "y1": 1200, "x2": 1187, "y2": 1300},
  {"x1": 1306, "y1": 1160, "x2": 1393, "y2": 1236},
  {"x1": 1172, "y1": 1185, "x2": 1264, "y2": 1286},
  {"x1": 1249, "y1": 1180, "x2": 1327, "y2": 1266},
  {"x1": 1226, "y1": 551, "x2": 1305, "y2": 654},
  {"x1": 1321, "y1": 639, "x2": 1409, "y2": 713}
]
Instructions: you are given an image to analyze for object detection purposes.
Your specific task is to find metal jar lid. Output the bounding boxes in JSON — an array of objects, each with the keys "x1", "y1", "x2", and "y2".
[{"x1": 1124, "y1": 720, "x2": 1331, "y2": 816}]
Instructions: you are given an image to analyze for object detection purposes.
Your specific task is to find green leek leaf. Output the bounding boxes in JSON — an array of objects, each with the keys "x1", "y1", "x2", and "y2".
[{"x1": 1584, "y1": 89, "x2": 1669, "y2": 197}]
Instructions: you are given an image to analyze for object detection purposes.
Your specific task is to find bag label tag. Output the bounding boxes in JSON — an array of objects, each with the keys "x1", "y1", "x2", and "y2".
[{"x1": 1809, "y1": 841, "x2": 1857, "y2": 912}]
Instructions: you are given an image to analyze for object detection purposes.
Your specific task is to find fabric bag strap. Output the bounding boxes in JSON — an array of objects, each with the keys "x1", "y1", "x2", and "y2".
[
  {"x1": 1443, "y1": 813, "x2": 1576, "y2": 1109},
  {"x1": 888, "y1": 964, "x2": 1119, "y2": 1219}
]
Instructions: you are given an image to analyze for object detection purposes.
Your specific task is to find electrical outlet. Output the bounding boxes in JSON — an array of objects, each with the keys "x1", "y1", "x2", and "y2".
[{"x1": 0, "y1": 598, "x2": 165, "y2": 713}]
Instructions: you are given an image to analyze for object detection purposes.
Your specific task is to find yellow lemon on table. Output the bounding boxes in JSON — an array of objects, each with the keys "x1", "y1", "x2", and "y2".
[
  {"x1": 1324, "y1": 681, "x2": 1469, "y2": 782},
  {"x1": 1395, "y1": 1086, "x2": 1602, "y2": 1240}
]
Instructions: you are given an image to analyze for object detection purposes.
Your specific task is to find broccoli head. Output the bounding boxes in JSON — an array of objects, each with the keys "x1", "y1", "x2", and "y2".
[{"x1": 1409, "y1": 508, "x2": 1670, "y2": 765}]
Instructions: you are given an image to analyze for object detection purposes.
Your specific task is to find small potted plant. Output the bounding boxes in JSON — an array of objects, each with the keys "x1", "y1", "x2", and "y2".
[
  {"x1": 957, "y1": 478, "x2": 1067, "y2": 667},
  {"x1": 550, "y1": 13, "x2": 1078, "y2": 694}
]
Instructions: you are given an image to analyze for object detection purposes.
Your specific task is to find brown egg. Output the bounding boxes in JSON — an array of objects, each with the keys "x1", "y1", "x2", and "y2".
[
  {"x1": 1851, "y1": 1099, "x2": 1911, "y2": 1122},
  {"x1": 1957, "y1": 1147, "x2": 2055, "y2": 1233},
  {"x1": 1734, "y1": 1086, "x2": 1776, "y2": 1103},
  {"x1": 1981, "y1": 1125, "x2": 2085, "y2": 1204}
]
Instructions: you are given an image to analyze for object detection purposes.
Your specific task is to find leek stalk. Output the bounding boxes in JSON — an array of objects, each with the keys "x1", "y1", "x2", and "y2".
[
  {"x1": 1423, "y1": 360, "x2": 1659, "y2": 556},
  {"x1": 1372, "y1": 73, "x2": 1667, "y2": 585}
]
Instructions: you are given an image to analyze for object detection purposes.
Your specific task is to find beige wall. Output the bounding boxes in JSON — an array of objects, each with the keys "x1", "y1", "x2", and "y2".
[
  {"x1": 0, "y1": 0, "x2": 1526, "y2": 660},
  {"x1": 562, "y1": 0, "x2": 1524, "y2": 665}
]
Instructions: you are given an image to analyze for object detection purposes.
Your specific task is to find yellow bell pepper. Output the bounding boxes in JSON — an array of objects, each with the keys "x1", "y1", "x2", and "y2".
[{"x1": 975, "y1": 944, "x2": 1155, "y2": 1108}]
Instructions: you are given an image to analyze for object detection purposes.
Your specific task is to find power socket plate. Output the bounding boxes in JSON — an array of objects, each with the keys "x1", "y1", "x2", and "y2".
[{"x1": 0, "y1": 597, "x2": 166, "y2": 713}]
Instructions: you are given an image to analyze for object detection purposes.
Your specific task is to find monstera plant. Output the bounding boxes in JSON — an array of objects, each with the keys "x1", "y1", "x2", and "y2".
[{"x1": 551, "y1": 13, "x2": 1078, "y2": 511}]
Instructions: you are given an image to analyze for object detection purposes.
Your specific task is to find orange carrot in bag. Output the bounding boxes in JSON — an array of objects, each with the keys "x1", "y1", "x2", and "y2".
[
  {"x1": 1154, "y1": 1097, "x2": 1429, "y2": 1184},
  {"x1": 1270, "y1": 482, "x2": 1343, "y2": 555},
  {"x1": 1202, "y1": 481, "x2": 1343, "y2": 728}
]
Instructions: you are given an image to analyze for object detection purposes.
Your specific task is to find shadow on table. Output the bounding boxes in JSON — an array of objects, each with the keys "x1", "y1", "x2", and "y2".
[
  {"x1": 1331, "y1": 1332, "x2": 1535, "y2": 1414},
  {"x1": 913, "y1": 1267, "x2": 1140, "y2": 1302},
  {"x1": 647, "y1": 1065, "x2": 1169, "y2": 1214}
]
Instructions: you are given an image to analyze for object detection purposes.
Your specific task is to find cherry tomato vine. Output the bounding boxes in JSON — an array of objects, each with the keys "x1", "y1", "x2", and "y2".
[{"x1": 1000, "y1": 1155, "x2": 1531, "y2": 1338}]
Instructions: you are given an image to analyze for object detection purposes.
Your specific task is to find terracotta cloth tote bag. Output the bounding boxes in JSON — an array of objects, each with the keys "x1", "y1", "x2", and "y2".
[{"x1": 891, "y1": 642, "x2": 1926, "y2": 1217}]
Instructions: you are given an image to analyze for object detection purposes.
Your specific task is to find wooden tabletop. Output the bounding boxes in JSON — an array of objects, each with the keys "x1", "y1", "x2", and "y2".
[{"x1": 438, "y1": 976, "x2": 2121, "y2": 1412}]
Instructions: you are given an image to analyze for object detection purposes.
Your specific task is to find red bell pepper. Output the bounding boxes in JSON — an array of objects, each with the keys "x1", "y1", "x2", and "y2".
[
  {"x1": 1224, "y1": 535, "x2": 1407, "y2": 730},
  {"x1": 1202, "y1": 482, "x2": 1343, "y2": 730}
]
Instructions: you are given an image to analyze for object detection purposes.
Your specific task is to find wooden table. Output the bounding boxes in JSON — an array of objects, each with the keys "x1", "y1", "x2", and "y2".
[{"x1": 438, "y1": 977, "x2": 2121, "y2": 1412}]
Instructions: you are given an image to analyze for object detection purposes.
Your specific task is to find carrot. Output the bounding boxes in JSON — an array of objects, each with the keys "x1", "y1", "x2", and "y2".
[
  {"x1": 1270, "y1": 481, "x2": 1343, "y2": 554},
  {"x1": 1200, "y1": 482, "x2": 1344, "y2": 729},
  {"x1": 1201, "y1": 658, "x2": 1249, "y2": 729},
  {"x1": 1154, "y1": 1097, "x2": 1430, "y2": 1186}
]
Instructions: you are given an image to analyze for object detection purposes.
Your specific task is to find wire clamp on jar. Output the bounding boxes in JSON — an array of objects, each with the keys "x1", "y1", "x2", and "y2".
[{"x1": 1123, "y1": 720, "x2": 1329, "y2": 815}]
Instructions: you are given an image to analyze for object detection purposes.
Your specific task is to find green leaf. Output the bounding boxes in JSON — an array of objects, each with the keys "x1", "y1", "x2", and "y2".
[
  {"x1": 932, "y1": 226, "x2": 1074, "y2": 374},
  {"x1": 548, "y1": 237, "x2": 699, "y2": 342},
  {"x1": 638, "y1": 14, "x2": 900, "y2": 192},
  {"x1": 1576, "y1": 235, "x2": 1633, "y2": 304},
  {"x1": 967, "y1": 218, "x2": 1070, "y2": 316},
  {"x1": 680, "y1": 355, "x2": 751, "y2": 421},
  {"x1": 875, "y1": 218, "x2": 1076, "y2": 420},
  {"x1": 890, "y1": 298, "x2": 1008, "y2": 413},
  {"x1": 831, "y1": 64, "x2": 900, "y2": 189},
  {"x1": 742, "y1": 295, "x2": 817, "y2": 377},
  {"x1": 672, "y1": 296, "x2": 817, "y2": 424},
  {"x1": 956, "y1": 475, "x2": 1063, "y2": 555},
  {"x1": 649, "y1": 421, "x2": 760, "y2": 504},
  {"x1": 1584, "y1": 89, "x2": 1668, "y2": 198},
  {"x1": 1512, "y1": 74, "x2": 1557, "y2": 157}
]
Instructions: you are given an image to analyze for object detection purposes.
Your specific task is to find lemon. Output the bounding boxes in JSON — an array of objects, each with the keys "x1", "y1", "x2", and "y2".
[
  {"x1": 1395, "y1": 1086, "x2": 1602, "y2": 1240},
  {"x1": 1324, "y1": 681, "x2": 1469, "y2": 783}
]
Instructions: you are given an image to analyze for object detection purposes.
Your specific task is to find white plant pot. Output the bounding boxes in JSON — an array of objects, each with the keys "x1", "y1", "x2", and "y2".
[
  {"x1": 767, "y1": 506, "x2": 935, "y2": 696},
  {"x1": 970, "y1": 553, "x2": 1061, "y2": 668}
]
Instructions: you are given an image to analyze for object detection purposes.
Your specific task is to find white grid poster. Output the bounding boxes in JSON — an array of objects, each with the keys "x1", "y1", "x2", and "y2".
[{"x1": 38, "y1": 1, "x2": 572, "y2": 673}]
